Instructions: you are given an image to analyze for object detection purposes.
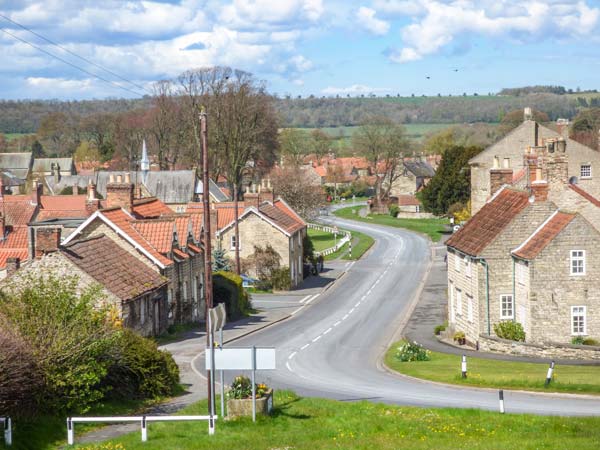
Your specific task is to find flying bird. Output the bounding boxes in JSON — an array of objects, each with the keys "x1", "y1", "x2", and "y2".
[{"x1": 426, "y1": 76, "x2": 431, "y2": 79}]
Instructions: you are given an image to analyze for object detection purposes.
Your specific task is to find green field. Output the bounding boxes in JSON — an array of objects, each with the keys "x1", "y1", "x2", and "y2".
[
  {"x1": 333, "y1": 206, "x2": 449, "y2": 242},
  {"x1": 3, "y1": 133, "x2": 30, "y2": 141},
  {"x1": 385, "y1": 341, "x2": 600, "y2": 395},
  {"x1": 55, "y1": 391, "x2": 600, "y2": 450}
]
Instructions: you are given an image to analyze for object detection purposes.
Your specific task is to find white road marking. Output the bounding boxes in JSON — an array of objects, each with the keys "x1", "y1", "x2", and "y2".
[
  {"x1": 349, "y1": 308, "x2": 355, "y2": 314},
  {"x1": 291, "y1": 306, "x2": 305, "y2": 315},
  {"x1": 286, "y1": 362, "x2": 293, "y2": 372},
  {"x1": 312, "y1": 335, "x2": 322, "y2": 343},
  {"x1": 306, "y1": 294, "x2": 319, "y2": 304},
  {"x1": 299, "y1": 295, "x2": 311, "y2": 304},
  {"x1": 288, "y1": 351, "x2": 297, "y2": 360},
  {"x1": 300, "y1": 343, "x2": 310, "y2": 350},
  {"x1": 355, "y1": 301, "x2": 361, "y2": 307},
  {"x1": 343, "y1": 314, "x2": 349, "y2": 320},
  {"x1": 334, "y1": 321, "x2": 341, "y2": 327},
  {"x1": 367, "y1": 289, "x2": 372, "y2": 295},
  {"x1": 324, "y1": 327, "x2": 332, "y2": 335},
  {"x1": 361, "y1": 295, "x2": 366, "y2": 301}
]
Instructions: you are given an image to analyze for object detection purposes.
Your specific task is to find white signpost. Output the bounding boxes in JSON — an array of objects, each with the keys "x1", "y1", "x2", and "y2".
[
  {"x1": 208, "y1": 303, "x2": 227, "y2": 418},
  {"x1": 206, "y1": 347, "x2": 276, "y2": 422},
  {"x1": 1, "y1": 417, "x2": 11, "y2": 446}
]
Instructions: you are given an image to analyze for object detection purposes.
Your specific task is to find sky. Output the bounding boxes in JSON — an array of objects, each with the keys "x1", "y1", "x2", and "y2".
[{"x1": 0, "y1": 0, "x2": 599, "y2": 100}]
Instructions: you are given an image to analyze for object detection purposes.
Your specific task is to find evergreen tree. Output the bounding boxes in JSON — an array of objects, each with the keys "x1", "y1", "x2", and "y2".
[{"x1": 212, "y1": 248, "x2": 232, "y2": 272}]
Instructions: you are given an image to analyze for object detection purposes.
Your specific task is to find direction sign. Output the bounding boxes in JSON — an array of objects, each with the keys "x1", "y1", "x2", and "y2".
[
  {"x1": 205, "y1": 347, "x2": 276, "y2": 370},
  {"x1": 209, "y1": 303, "x2": 227, "y2": 332}
]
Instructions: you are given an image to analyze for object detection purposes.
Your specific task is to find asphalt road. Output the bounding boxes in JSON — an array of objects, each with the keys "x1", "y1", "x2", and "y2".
[{"x1": 201, "y1": 215, "x2": 600, "y2": 416}]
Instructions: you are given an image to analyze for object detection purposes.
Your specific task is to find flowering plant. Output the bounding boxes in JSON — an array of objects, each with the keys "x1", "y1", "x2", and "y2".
[
  {"x1": 227, "y1": 375, "x2": 270, "y2": 399},
  {"x1": 396, "y1": 341, "x2": 431, "y2": 362}
]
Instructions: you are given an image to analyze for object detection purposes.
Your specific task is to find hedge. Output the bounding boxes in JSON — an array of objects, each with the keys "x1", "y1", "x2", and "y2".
[{"x1": 213, "y1": 271, "x2": 252, "y2": 320}]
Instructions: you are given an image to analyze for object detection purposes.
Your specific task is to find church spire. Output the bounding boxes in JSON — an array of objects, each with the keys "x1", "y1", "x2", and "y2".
[{"x1": 140, "y1": 139, "x2": 150, "y2": 183}]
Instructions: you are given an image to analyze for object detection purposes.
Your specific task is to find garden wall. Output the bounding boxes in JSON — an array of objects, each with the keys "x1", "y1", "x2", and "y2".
[{"x1": 478, "y1": 334, "x2": 600, "y2": 360}]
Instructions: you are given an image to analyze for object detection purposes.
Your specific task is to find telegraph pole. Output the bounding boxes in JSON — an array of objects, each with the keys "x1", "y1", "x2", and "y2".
[{"x1": 201, "y1": 108, "x2": 214, "y2": 417}]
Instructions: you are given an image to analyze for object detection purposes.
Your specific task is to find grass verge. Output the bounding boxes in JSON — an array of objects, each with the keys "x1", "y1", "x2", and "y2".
[
  {"x1": 66, "y1": 391, "x2": 600, "y2": 450},
  {"x1": 334, "y1": 206, "x2": 449, "y2": 242},
  {"x1": 318, "y1": 229, "x2": 374, "y2": 261},
  {"x1": 385, "y1": 340, "x2": 600, "y2": 395},
  {"x1": 307, "y1": 227, "x2": 338, "y2": 252}
]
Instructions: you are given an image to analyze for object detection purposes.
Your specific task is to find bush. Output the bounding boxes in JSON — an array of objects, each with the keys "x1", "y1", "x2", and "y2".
[
  {"x1": 572, "y1": 337, "x2": 599, "y2": 346},
  {"x1": 494, "y1": 321, "x2": 526, "y2": 342},
  {"x1": 388, "y1": 204, "x2": 400, "y2": 217},
  {"x1": 104, "y1": 329, "x2": 179, "y2": 400},
  {"x1": 453, "y1": 331, "x2": 465, "y2": 342},
  {"x1": 213, "y1": 271, "x2": 252, "y2": 320},
  {"x1": 583, "y1": 338, "x2": 599, "y2": 346},
  {"x1": 271, "y1": 266, "x2": 291, "y2": 291},
  {"x1": 395, "y1": 341, "x2": 431, "y2": 362},
  {"x1": 434, "y1": 324, "x2": 447, "y2": 335}
]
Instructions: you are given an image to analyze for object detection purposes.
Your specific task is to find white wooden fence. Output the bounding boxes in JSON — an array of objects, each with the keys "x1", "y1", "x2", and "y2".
[{"x1": 308, "y1": 223, "x2": 351, "y2": 257}]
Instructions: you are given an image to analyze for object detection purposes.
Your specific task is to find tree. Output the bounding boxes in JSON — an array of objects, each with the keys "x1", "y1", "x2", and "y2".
[
  {"x1": 80, "y1": 113, "x2": 116, "y2": 162},
  {"x1": 419, "y1": 145, "x2": 483, "y2": 215},
  {"x1": 352, "y1": 116, "x2": 409, "y2": 203},
  {"x1": 571, "y1": 108, "x2": 600, "y2": 149},
  {"x1": 498, "y1": 108, "x2": 549, "y2": 136},
  {"x1": 310, "y1": 128, "x2": 331, "y2": 161},
  {"x1": 271, "y1": 167, "x2": 324, "y2": 219},
  {"x1": 279, "y1": 128, "x2": 309, "y2": 166},
  {"x1": 212, "y1": 248, "x2": 232, "y2": 272}
]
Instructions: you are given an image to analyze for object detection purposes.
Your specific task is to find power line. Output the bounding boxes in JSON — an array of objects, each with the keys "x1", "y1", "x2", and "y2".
[
  {"x1": 0, "y1": 26, "x2": 146, "y2": 98},
  {"x1": 0, "y1": 13, "x2": 153, "y2": 95}
]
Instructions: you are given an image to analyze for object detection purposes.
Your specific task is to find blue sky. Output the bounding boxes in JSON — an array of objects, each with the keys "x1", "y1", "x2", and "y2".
[{"x1": 0, "y1": 0, "x2": 599, "y2": 99}]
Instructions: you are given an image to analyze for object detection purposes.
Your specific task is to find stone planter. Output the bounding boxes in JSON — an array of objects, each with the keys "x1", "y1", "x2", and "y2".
[{"x1": 227, "y1": 389, "x2": 274, "y2": 418}]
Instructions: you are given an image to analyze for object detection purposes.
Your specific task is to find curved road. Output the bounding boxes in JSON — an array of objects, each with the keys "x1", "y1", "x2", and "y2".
[{"x1": 207, "y1": 216, "x2": 600, "y2": 416}]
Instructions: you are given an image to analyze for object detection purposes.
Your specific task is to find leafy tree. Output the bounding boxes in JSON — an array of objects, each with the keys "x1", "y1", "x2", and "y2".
[
  {"x1": 310, "y1": 128, "x2": 331, "y2": 161},
  {"x1": 279, "y1": 128, "x2": 310, "y2": 166},
  {"x1": 420, "y1": 145, "x2": 483, "y2": 215}
]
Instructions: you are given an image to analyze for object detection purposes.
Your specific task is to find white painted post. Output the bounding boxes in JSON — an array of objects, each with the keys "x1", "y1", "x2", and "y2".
[
  {"x1": 220, "y1": 327, "x2": 225, "y2": 419},
  {"x1": 4, "y1": 417, "x2": 12, "y2": 446},
  {"x1": 208, "y1": 416, "x2": 215, "y2": 435},
  {"x1": 67, "y1": 418, "x2": 74, "y2": 445},
  {"x1": 545, "y1": 360, "x2": 555, "y2": 386},
  {"x1": 141, "y1": 416, "x2": 147, "y2": 442},
  {"x1": 209, "y1": 317, "x2": 216, "y2": 422},
  {"x1": 349, "y1": 240, "x2": 352, "y2": 259},
  {"x1": 251, "y1": 346, "x2": 257, "y2": 423},
  {"x1": 499, "y1": 390, "x2": 505, "y2": 414},
  {"x1": 461, "y1": 355, "x2": 467, "y2": 379}
]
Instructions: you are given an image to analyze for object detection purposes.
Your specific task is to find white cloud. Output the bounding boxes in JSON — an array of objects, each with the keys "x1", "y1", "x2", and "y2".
[
  {"x1": 322, "y1": 84, "x2": 389, "y2": 95},
  {"x1": 372, "y1": 0, "x2": 425, "y2": 16},
  {"x1": 387, "y1": 0, "x2": 600, "y2": 62},
  {"x1": 356, "y1": 6, "x2": 390, "y2": 35}
]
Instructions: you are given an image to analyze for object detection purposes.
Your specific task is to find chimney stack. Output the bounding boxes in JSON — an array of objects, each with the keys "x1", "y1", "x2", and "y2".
[
  {"x1": 35, "y1": 227, "x2": 61, "y2": 257},
  {"x1": 244, "y1": 185, "x2": 260, "y2": 209},
  {"x1": 5, "y1": 257, "x2": 20, "y2": 277},
  {"x1": 259, "y1": 178, "x2": 274, "y2": 204},
  {"x1": 490, "y1": 159, "x2": 513, "y2": 197},
  {"x1": 531, "y1": 180, "x2": 549, "y2": 202},
  {"x1": 106, "y1": 173, "x2": 134, "y2": 211},
  {"x1": 72, "y1": 182, "x2": 79, "y2": 196},
  {"x1": 31, "y1": 179, "x2": 42, "y2": 205},
  {"x1": 0, "y1": 215, "x2": 5, "y2": 240},
  {"x1": 524, "y1": 107, "x2": 533, "y2": 121}
]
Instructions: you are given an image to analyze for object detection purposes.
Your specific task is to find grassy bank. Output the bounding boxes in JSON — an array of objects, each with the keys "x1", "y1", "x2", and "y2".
[
  {"x1": 67, "y1": 391, "x2": 600, "y2": 449},
  {"x1": 307, "y1": 228, "x2": 338, "y2": 252},
  {"x1": 334, "y1": 206, "x2": 449, "y2": 242},
  {"x1": 385, "y1": 341, "x2": 600, "y2": 395}
]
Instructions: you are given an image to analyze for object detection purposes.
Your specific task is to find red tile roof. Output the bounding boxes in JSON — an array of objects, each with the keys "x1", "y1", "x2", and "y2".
[
  {"x1": 398, "y1": 194, "x2": 421, "y2": 206},
  {"x1": 314, "y1": 166, "x2": 327, "y2": 177},
  {"x1": 512, "y1": 211, "x2": 575, "y2": 260},
  {"x1": 131, "y1": 219, "x2": 175, "y2": 254},
  {"x1": 2, "y1": 201, "x2": 36, "y2": 226},
  {"x1": 173, "y1": 248, "x2": 189, "y2": 259},
  {"x1": 132, "y1": 197, "x2": 173, "y2": 218},
  {"x1": 212, "y1": 203, "x2": 246, "y2": 229},
  {"x1": 0, "y1": 227, "x2": 29, "y2": 269},
  {"x1": 61, "y1": 234, "x2": 166, "y2": 301},
  {"x1": 259, "y1": 201, "x2": 305, "y2": 234},
  {"x1": 101, "y1": 208, "x2": 173, "y2": 266},
  {"x1": 446, "y1": 188, "x2": 530, "y2": 256},
  {"x1": 188, "y1": 243, "x2": 203, "y2": 253},
  {"x1": 568, "y1": 184, "x2": 600, "y2": 207}
]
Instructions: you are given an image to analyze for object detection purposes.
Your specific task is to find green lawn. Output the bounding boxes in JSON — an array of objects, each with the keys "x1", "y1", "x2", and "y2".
[
  {"x1": 385, "y1": 341, "x2": 600, "y2": 395},
  {"x1": 309, "y1": 227, "x2": 374, "y2": 261},
  {"x1": 63, "y1": 391, "x2": 600, "y2": 450},
  {"x1": 334, "y1": 206, "x2": 449, "y2": 242},
  {"x1": 4, "y1": 133, "x2": 32, "y2": 141},
  {"x1": 307, "y1": 228, "x2": 338, "y2": 252}
]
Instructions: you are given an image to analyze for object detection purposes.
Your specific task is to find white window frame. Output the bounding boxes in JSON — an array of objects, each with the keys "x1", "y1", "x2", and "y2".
[
  {"x1": 454, "y1": 253, "x2": 460, "y2": 273},
  {"x1": 456, "y1": 288, "x2": 462, "y2": 316},
  {"x1": 570, "y1": 250, "x2": 586, "y2": 276},
  {"x1": 580, "y1": 164, "x2": 592, "y2": 179},
  {"x1": 500, "y1": 294, "x2": 514, "y2": 319},
  {"x1": 465, "y1": 257, "x2": 472, "y2": 278},
  {"x1": 516, "y1": 262, "x2": 526, "y2": 285},
  {"x1": 467, "y1": 295, "x2": 473, "y2": 323},
  {"x1": 230, "y1": 234, "x2": 240, "y2": 251},
  {"x1": 571, "y1": 306, "x2": 587, "y2": 335},
  {"x1": 449, "y1": 281, "x2": 455, "y2": 322}
]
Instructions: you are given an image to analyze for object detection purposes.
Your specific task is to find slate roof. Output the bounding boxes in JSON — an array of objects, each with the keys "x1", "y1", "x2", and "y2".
[
  {"x1": 197, "y1": 178, "x2": 230, "y2": 202},
  {"x1": 446, "y1": 188, "x2": 530, "y2": 256},
  {"x1": 512, "y1": 211, "x2": 575, "y2": 260},
  {"x1": 32, "y1": 158, "x2": 74, "y2": 173},
  {"x1": 61, "y1": 234, "x2": 166, "y2": 302},
  {"x1": 0, "y1": 153, "x2": 32, "y2": 179},
  {"x1": 43, "y1": 174, "x2": 95, "y2": 195},
  {"x1": 404, "y1": 160, "x2": 435, "y2": 178}
]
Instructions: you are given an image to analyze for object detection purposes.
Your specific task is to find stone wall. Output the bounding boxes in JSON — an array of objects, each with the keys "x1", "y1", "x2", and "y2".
[{"x1": 478, "y1": 334, "x2": 600, "y2": 360}]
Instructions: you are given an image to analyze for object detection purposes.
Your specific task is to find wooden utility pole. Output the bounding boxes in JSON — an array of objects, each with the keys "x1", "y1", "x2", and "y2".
[{"x1": 201, "y1": 109, "x2": 214, "y2": 416}]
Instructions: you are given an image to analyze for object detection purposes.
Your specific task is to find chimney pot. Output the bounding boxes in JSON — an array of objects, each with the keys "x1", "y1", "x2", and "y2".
[
  {"x1": 531, "y1": 180, "x2": 549, "y2": 202},
  {"x1": 116, "y1": 174, "x2": 123, "y2": 183},
  {"x1": 35, "y1": 227, "x2": 61, "y2": 257},
  {"x1": 503, "y1": 158, "x2": 510, "y2": 169},
  {"x1": 109, "y1": 174, "x2": 115, "y2": 183},
  {"x1": 124, "y1": 172, "x2": 131, "y2": 183},
  {"x1": 493, "y1": 156, "x2": 500, "y2": 169}
]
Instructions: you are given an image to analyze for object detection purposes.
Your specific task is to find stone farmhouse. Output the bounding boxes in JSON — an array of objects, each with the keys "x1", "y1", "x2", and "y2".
[
  {"x1": 387, "y1": 158, "x2": 436, "y2": 198},
  {"x1": 447, "y1": 133, "x2": 600, "y2": 347},
  {"x1": 470, "y1": 108, "x2": 600, "y2": 215}
]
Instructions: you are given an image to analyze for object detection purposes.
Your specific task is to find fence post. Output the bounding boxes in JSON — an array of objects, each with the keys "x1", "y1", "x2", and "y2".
[
  {"x1": 141, "y1": 416, "x2": 147, "y2": 442},
  {"x1": 208, "y1": 415, "x2": 215, "y2": 435},
  {"x1": 498, "y1": 390, "x2": 505, "y2": 414},
  {"x1": 545, "y1": 360, "x2": 555, "y2": 386},
  {"x1": 4, "y1": 417, "x2": 11, "y2": 446},
  {"x1": 461, "y1": 355, "x2": 467, "y2": 378},
  {"x1": 67, "y1": 418, "x2": 74, "y2": 445}
]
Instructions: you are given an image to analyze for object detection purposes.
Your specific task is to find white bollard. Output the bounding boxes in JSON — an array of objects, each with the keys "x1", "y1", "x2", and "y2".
[
  {"x1": 67, "y1": 418, "x2": 74, "y2": 445},
  {"x1": 461, "y1": 354, "x2": 467, "y2": 379},
  {"x1": 4, "y1": 417, "x2": 12, "y2": 446},
  {"x1": 545, "y1": 360, "x2": 555, "y2": 386},
  {"x1": 499, "y1": 390, "x2": 505, "y2": 414},
  {"x1": 208, "y1": 415, "x2": 215, "y2": 435},
  {"x1": 141, "y1": 416, "x2": 147, "y2": 442}
]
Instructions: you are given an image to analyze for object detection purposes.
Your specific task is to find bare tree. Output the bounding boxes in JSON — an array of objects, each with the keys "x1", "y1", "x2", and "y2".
[
  {"x1": 272, "y1": 167, "x2": 324, "y2": 220},
  {"x1": 279, "y1": 128, "x2": 309, "y2": 166}
]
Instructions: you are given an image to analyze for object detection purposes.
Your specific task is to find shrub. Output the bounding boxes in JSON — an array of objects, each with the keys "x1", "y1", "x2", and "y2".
[
  {"x1": 583, "y1": 338, "x2": 599, "y2": 346},
  {"x1": 453, "y1": 331, "x2": 465, "y2": 342},
  {"x1": 104, "y1": 329, "x2": 179, "y2": 400},
  {"x1": 388, "y1": 204, "x2": 400, "y2": 217},
  {"x1": 271, "y1": 266, "x2": 291, "y2": 291},
  {"x1": 572, "y1": 336, "x2": 585, "y2": 345},
  {"x1": 494, "y1": 321, "x2": 526, "y2": 342},
  {"x1": 395, "y1": 341, "x2": 431, "y2": 362},
  {"x1": 213, "y1": 271, "x2": 252, "y2": 320},
  {"x1": 434, "y1": 324, "x2": 447, "y2": 335}
]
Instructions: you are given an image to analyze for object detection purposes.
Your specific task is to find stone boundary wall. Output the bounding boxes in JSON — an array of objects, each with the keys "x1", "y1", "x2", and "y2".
[
  {"x1": 479, "y1": 334, "x2": 600, "y2": 360},
  {"x1": 397, "y1": 212, "x2": 435, "y2": 219}
]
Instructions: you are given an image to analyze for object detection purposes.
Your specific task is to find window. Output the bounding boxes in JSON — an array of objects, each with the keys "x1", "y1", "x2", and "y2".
[
  {"x1": 571, "y1": 306, "x2": 586, "y2": 335},
  {"x1": 416, "y1": 205, "x2": 420, "y2": 213},
  {"x1": 465, "y1": 257, "x2": 472, "y2": 278},
  {"x1": 516, "y1": 262, "x2": 526, "y2": 285},
  {"x1": 230, "y1": 235, "x2": 240, "y2": 251},
  {"x1": 570, "y1": 250, "x2": 585, "y2": 275},
  {"x1": 580, "y1": 164, "x2": 592, "y2": 178},
  {"x1": 454, "y1": 253, "x2": 460, "y2": 273},
  {"x1": 456, "y1": 289, "x2": 462, "y2": 316},
  {"x1": 467, "y1": 295, "x2": 473, "y2": 322},
  {"x1": 449, "y1": 282, "x2": 455, "y2": 322},
  {"x1": 500, "y1": 294, "x2": 514, "y2": 319}
]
